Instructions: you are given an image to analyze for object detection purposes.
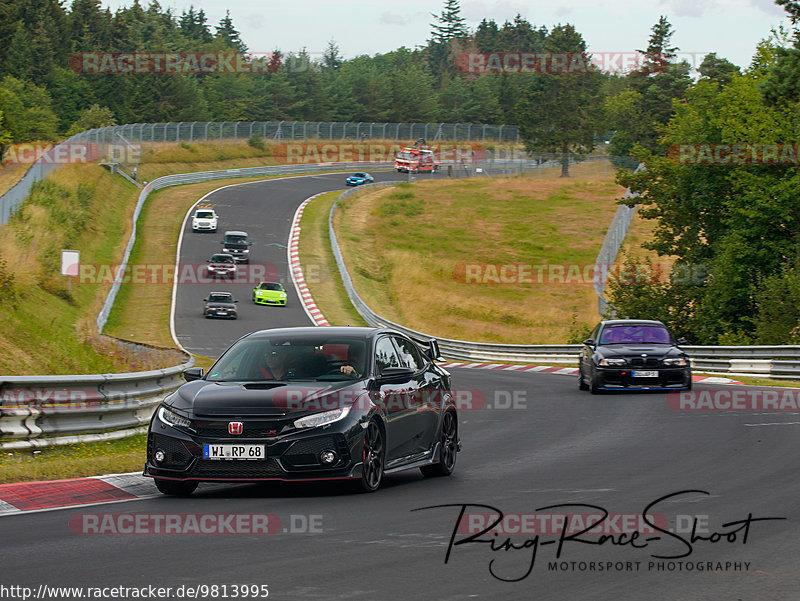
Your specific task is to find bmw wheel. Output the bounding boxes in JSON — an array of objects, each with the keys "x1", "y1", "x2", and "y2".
[
  {"x1": 421, "y1": 410, "x2": 457, "y2": 477},
  {"x1": 578, "y1": 366, "x2": 589, "y2": 391},
  {"x1": 357, "y1": 421, "x2": 385, "y2": 493}
]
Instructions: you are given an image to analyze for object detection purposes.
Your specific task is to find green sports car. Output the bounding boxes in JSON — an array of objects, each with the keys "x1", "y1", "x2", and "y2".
[{"x1": 252, "y1": 282, "x2": 287, "y2": 306}]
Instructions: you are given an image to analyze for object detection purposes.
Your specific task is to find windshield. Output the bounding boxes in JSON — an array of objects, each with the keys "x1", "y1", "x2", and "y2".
[
  {"x1": 259, "y1": 283, "x2": 283, "y2": 291},
  {"x1": 207, "y1": 335, "x2": 367, "y2": 382},
  {"x1": 210, "y1": 254, "x2": 232, "y2": 263},
  {"x1": 397, "y1": 151, "x2": 414, "y2": 160},
  {"x1": 195, "y1": 211, "x2": 214, "y2": 218},
  {"x1": 224, "y1": 235, "x2": 248, "y2": 245},
  {"x1": 600, "y1": 325, "x2": 672, "y2": 345},
  {"x1": 207, "y1": 294, "x2": 232, "y2": 303}
]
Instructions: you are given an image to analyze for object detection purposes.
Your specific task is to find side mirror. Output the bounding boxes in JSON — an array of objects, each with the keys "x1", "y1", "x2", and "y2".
[
  {"x1": 425, "y1": 339, "x2": 442, "y2": 361},
  {"x1": 203, "y1": 298, "x2": 208, "y2": 302},
  {"x1": 183, "y1": 367, "x2": 204, "y2": 382},
  {"x1": 583, "y1": 338, "x2": 595, "y2": 346},
  {"x1": 677, "y1": 337, "x2": 688, "y2": 345},
  {"x1": 234, "y1": 299, "x2": 239, "y2": 303},
  {"x1": 378, "y1": 366, "x2": 415, "y2": 384},
  {"x1": 206, "y1": 259, "x2": 211, "y2": 262}
]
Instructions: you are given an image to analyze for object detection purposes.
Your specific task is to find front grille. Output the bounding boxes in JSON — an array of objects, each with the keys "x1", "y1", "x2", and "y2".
[
  {"x1": 629, "y1": 357, "x2": 661, "y2": 368},
  {"x1": 151, "y1": 434, "x2": 193, "y2": 468},
  {"x1": 195, "y1": 421, "x2": 285, "y2": 439},
  {"x1": 193, "y1": 458, "x2": 284, "y2": 478}
]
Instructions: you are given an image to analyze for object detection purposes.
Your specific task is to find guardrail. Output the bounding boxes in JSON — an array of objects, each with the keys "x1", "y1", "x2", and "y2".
[
  {"x1": 330, "y1": 184, "x2": 800, "y2": 379},
  {"x1": 0, "y1": 359, "x2": 191, "y2": 450}
]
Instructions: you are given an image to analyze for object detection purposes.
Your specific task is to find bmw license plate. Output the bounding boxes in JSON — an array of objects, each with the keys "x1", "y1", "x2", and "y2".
[
  {"x1": 203, "y1": 444, "x2": 265, "y2": 460},
  {"x1": 632, "y1": 370, "x2": 658, "y2": 378}
]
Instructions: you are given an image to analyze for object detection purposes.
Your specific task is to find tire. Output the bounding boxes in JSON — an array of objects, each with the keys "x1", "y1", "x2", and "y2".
[
  {"x1": 589, "y1": 371, "x2": 600, "y2": 395},
  {"x1": 421, "y1": 410, "x2": 458, "y2": 478},
  {"x1": 356, "y1": 421, "x2": 385, "y2": 492},
  {"x1": 154, "y1": 478, "x2": 198, "y2": 496},
  {"x1": 578, "y1": 366, "x2": 589, "y2": 391}
]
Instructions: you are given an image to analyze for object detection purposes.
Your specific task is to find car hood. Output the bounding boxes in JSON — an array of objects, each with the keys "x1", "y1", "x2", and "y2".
[
  {"x1": 255, "y1": 289, "x2": 281, "y2": 295},
  {"x1": 167, "y1": 380, "x2": 365, "y2": 417},
  {"x1": 597, "y1": 344, "x2": 682, "y2": 358},
  {"x1": 205, "y1": 302, "x2": 236, "y2": 308}
]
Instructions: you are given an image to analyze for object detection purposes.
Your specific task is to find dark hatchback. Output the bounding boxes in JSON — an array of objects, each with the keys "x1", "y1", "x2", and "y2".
[
  {"x1": 144, "y1": 327, "x2": 460, "y2": 495},
  {"x1": 578, "y1": 319, "x2": 692, "y2": 394}
]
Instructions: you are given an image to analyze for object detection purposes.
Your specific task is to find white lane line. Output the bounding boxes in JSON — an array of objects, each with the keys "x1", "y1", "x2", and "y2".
[{"x1": 744, "y1": 422, "x2": 800, "y2": 427}]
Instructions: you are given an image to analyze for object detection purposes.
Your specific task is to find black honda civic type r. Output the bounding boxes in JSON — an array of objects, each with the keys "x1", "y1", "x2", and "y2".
[{"x1": 144, "y1": 327, "x2": 460, "y2": 495}]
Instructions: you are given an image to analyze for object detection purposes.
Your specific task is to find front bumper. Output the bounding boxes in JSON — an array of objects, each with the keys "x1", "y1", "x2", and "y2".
[
  {"x1": 254, "y1": 295, "x2": 286, "y2": 306},
  {"x1": 207, "y1": 269, "x2": 235, "y2": 278},
  {"x1": 594, "y1": 366, "x2": 691, "y2": 390},
  {"x1": 204, "y1": 309, "x2": 237, "y2": 319},
  {"x1": 193, "y1": 222, "x2": 217, "y2": 231},
  {"x1": 145, "y1": 418, "x2": 363, "y2": 483}
]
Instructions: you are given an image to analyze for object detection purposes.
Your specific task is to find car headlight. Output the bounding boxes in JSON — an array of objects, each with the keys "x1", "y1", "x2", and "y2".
[
  {"x1": 279, "y1": 293, "x2": 287, "y2": 298},
  {"x1": 293, "y1": 406, "x2": 351, "y2": 429},
  {"x1": 599, "y1": 358, "x2": 627, "y2": 366},
  {"x1": 243, "y1": 249, "x2": 249, "y2": 253},
  {"x1": 663, "y1": 357, "x2": 688, "y2": 366},
  {"x1": 158, "y1": 406, "x2": 193, "y2": 430}
]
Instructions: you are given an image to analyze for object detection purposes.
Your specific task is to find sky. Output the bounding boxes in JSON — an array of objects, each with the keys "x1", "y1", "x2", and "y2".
[{"x1": 100, "y1": 0, "x2": 792, "y2": 71}]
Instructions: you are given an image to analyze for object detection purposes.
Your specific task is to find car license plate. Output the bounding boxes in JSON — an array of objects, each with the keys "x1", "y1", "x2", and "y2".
[
  {"x1": 203, "y1": 444, "x2": 265, "y2": 460},
  {"x1": 632, "y1": 370, "x2": 658, "y2": 378}
]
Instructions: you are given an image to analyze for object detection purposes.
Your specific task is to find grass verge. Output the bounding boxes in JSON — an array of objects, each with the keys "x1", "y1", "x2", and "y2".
[
  {"x1": 0, "y1": 434, "x2": 146, "y2": 484},
  {"x1": 334, "y1": 160, "x2": 622, "y2": 344}
]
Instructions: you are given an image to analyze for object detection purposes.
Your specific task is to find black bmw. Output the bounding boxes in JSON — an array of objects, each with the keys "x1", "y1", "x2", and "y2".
[
  {"x1": 144, "y1": 327, "x2": 460, "y2": 495},
  {"x1": 578, "y1": 319, "x2": 692, "y2": 394}
]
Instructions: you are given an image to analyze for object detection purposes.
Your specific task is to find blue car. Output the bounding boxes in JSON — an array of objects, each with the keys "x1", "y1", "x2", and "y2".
[{"x1": 345, "y1": 172, "x2": 374, "y2": 186}]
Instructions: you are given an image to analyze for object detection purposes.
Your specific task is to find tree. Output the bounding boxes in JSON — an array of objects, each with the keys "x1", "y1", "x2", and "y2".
[
  {"x1": 516, "y1": 24, "x2": 603, "y2": 176},
  {"x1": 322, "y1": 39, "x2": 343, "y2": 71},
  {"x1": 214, "y1": 10, "x2": 246, "y2": 52},
  {"x1": 179, "y1": 6, "x2": 212, "y2": 43},
  {"x1": 0, "y1": 76, "x2": 59, "y2": 141},
  {"x1": 430, "y1": 0, "x2": 467, "y2": 44},
  {"x1": 67, "y1": 103, "x2": 116, "y2": 135},
  {"x1": 636, "y1": 15, "x2": 678, "y2": 74},
  {"x1": 698, "y1": 53, "x2": 741, "y2": 87}
]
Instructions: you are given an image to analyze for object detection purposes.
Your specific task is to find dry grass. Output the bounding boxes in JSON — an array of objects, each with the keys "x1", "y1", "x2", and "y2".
[{"x1": 335, "y1": 160, "x2": 625, "y2": 344}]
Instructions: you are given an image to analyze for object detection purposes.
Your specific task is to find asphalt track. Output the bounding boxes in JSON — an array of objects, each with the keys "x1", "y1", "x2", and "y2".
[{"x1": 1, "y1": 170, "x2": 799, "y2": 601}]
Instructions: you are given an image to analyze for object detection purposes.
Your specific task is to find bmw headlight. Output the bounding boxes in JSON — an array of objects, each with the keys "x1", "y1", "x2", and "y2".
[
  {"x1": 158, "y1": 406, "x2": 193, "y2": 430},
  {"x1": 663, "y1": 357, "x2": 688, "y2": 366},
  {"x1": 294, "y1": 407, "x2": 351, "y2": 429},
  {"x1": 599, "y1": 358, "x2": 627, "y2": 366}
]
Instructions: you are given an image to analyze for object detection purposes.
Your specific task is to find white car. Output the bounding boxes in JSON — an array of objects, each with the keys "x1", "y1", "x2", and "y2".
[{"x1": 192, "y1": 207, "x2": 218, "y2": 232}]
